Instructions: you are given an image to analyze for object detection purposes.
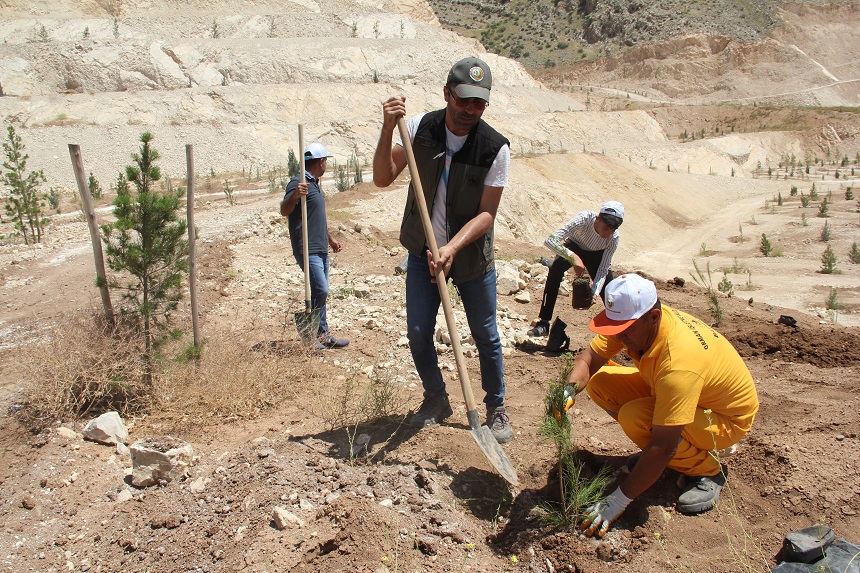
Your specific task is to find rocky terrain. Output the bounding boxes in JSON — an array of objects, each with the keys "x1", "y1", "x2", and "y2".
[{"x1": 0, "y1": 0, "x2": 859, "y2": 572}]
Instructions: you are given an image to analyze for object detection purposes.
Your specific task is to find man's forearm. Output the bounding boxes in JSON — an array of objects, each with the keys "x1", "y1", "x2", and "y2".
[
  {"x1": 545, "y1": 236, "x2": 575, "y2": 264},
  {"x1": 372, "y1": 127, "x2": 398, "y2": 187},
  {"x1": 445, "y1": 212, "x2": 494, "y2": 255},
  {"x1": 280, "y1": 193, "x2": 298, "y2": 217}
]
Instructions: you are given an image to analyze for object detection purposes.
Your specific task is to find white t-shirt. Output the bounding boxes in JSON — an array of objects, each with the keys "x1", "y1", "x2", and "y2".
[{"x1": 397, "y1": 113, "x2": 510, "y2": 248}]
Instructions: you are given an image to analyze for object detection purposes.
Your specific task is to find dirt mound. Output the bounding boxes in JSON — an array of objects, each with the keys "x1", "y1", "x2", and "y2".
[{"x1": 724, "y1": 320, "x2": 860, "y2": 367}]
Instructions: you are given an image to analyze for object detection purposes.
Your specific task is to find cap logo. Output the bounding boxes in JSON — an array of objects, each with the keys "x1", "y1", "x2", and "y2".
[{"x1": 469, "y1": 66, "x2": 484, "y2": 82}]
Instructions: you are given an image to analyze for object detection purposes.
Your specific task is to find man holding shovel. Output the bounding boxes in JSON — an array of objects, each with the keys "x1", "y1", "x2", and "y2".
[
  {"x1": 372, "y1": 57, "x2": 513, "y2": 444},
  {"x1": 280, "y1": 142, "x2": 349, "y2": 349}
]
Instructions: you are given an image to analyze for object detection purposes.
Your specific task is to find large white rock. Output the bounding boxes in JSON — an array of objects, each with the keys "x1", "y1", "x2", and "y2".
[
  {"x1": 82, "y1": 411, "x2": 128, "y2": 446},
  {"x1": 496, "y1": 260, "x2": 521, "y2": 295},
  {"x1": 130, "y1": 438, "x2": 194, "y2": 488}
]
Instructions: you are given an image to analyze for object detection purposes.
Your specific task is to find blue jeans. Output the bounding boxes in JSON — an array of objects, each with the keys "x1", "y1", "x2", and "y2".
[
  {"x1": 295, "y1": 252, "x2": 330, "y2": 335},
  {"x1": 405, "y1": 254, "x2": 505, "y2": 408}
]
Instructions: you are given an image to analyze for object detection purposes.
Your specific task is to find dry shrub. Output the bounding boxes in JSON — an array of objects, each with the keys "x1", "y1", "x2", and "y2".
[
  {"x1": 157, "y1": 333, "x2": 314, "y2": 421},
  {"x1": 310, "y1": 365, "x2": 408, "y2": 432},
  {"x1": 18, "y1": 310, "x2": 151, "y2": 429}
]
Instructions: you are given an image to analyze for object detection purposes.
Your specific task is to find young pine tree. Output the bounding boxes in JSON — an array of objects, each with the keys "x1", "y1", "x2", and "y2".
[
  {"x1": 101, "y1": 132, "x2": 189, "y2": 381},
  {"x1": 760, "y1": 234, "x2": 772, "y2": 257},
  {"x1": 849, "y1": 242, "x2": 860, "y2": 264},
  {"x1": 820, "y1": 244, "x2": 837, "y2": 274},
  {"x1": 87, "y1": 171, "x2": 102, "y2": 200},
  {"x1": 2, "y1": 125, "x2": 48, "y2": 244},
  {"x1": 287, "y1": 149, "x2": 299, "y2": 178},
  {"x1": 820, "y1": 220, "x2": 831, "y2": 242}
]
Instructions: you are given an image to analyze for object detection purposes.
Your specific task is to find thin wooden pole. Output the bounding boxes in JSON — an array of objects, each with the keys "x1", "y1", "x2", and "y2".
[
  {"x1": 68, "y1": 144, "x2": 115, "y2": 329},
  {"x1": 186, "y1": 144, "x2": 201, "y2": 347},
  {"x1": 299, "y1": 125, "x2": 311, "y2": 312}
]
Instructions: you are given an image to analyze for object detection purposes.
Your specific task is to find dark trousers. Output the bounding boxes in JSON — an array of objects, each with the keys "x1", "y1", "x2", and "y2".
[{"x1": 538, "y1": 241, "x2": 612, "y2": 322}]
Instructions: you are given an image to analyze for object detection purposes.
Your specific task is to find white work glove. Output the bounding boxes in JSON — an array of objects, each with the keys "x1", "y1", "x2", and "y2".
[{"x1": 579, "y1": 487, "x2": 632, "y2": 538}]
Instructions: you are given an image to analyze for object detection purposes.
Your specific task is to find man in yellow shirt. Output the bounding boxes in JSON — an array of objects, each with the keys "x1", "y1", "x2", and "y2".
[{"x1": 567, "y1": 273, "x2": 759, "y2": 537}]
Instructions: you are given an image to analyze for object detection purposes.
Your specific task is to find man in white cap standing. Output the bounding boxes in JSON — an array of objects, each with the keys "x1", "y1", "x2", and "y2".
[
  {"x1": 566, "y1": 273, "x2": 759, "y2": 537},
  {"x1": 280, "y1": 142, "x2": 348, "y2": 349},
  {"x1": 527, "y1": 201, "x2": 625, "y2": 340},
  {"x1": 372, "y1": 57, "x2": 513, "y2": 443}
]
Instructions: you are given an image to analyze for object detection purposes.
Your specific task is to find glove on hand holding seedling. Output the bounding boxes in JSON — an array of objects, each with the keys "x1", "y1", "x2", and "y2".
[
  {"x1": 550, "y1": 384, "x2": 577, "y2": 424},
  {"x1": 579, "y1": 487, "x2": 632, "y2": 537}
]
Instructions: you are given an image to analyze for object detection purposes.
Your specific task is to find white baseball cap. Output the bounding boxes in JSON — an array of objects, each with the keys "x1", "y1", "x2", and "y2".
[
  {"x1": 599, "y1": 201, "x2": 624, "y2": 220},
  {"x1": 589, "y1": 274, "x2": 658, "y2": 335},
  {"x1": 304, "y1": 143, "x2": 332, "y2": 160}
]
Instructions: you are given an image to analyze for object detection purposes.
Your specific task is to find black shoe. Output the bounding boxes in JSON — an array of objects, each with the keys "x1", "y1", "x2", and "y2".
[
  {"x1": 319, "y1": 335, "x2": 349, "y2": 349},
  {"x1": 487, "y1": 406, "x2": 513, "y2": 444},
  {"x1": 527, "y1": 320, "x2": 550, "y2": 337},
  {"x1": 545, "y1": 318, "x2": 570, "y2": 352},
  {"x1": 409, "y1": 393, "x2": 453, "y2": 428},
  {"x1": 677, "y1": 471, "x2": 726, "y2": 514}
]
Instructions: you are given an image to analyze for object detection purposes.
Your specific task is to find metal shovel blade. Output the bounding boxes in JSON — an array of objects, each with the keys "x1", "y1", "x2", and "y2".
[
  {"x1": 294, "y1": 308, "x2": 321, "y2": 341},
  {"x1": 467, "y1": 410, "x2": 519, "y2": 488}
]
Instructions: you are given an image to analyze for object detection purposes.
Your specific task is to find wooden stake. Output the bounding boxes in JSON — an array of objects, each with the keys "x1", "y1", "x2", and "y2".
[
  {"x1": 186, "y1": 144, "x2": 201, "y2": 348},
  {"x1": 68, "y1": 144, "x2": 114, "y2": 329}
]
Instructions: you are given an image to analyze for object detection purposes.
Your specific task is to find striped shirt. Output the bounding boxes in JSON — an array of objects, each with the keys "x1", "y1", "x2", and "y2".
[{"x1": 544, "y1": 210, "x2": 620, "y2": 296}]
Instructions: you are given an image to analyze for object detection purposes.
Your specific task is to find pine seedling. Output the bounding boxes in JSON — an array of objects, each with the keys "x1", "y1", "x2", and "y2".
[
  {"x1": 287, "y1": 149, "x2": 299, "y2": 177},
  {"x1": 87, "y1": 171, "x2": 102, "y2": 200},
  {"x1": 849, "y1": 242, "x2": 860, "y2": 264},
  {"x1": 820, "y1": 221, "x2": 831, "y2": 242},
  {"x1": 48, "y1": 187, "x2": 61, "y2": 210},
  {"x1": 335, "y1": 161, "x2": 350, "y2": 192},
  {"x1": 759, "y1": 234, "x2": 772, "y2": 257},
  {"x1": 2, "y1": 125, "x2": 48, "y2": 244},
  {"x1": 537, "y1": 356, "x2": 610, "y2": 527},
  {"x1": 820, "y1": 245, "x2": 837, "y2": 274},
  {"x1": 222, "y1": 180, "x2": 234, "y2": 205},
  {"x1": 846, "y1": 187, "x2": 854, "y2": 201},
  {"x1": 800, "y1": 192, "x2": 809, "y2": 208},
  {"x1": 817, "y1": 198, "x2": 829, "y2": 217},
  {"x1": 825, "y1": 288, "x2": 841, "y2": 310},
  {"x1": 101, "y1": 132, "x2": 188, "y2": 382}
]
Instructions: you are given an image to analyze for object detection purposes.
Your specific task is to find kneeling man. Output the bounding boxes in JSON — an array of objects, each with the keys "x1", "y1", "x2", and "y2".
[{"x1": 568, "y1": 273, "x2": 759, "y2": 537}]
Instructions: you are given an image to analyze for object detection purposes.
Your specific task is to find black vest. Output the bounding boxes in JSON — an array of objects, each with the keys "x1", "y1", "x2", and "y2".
[{"x1": 399, "y1": 109, "x2": 509, "y2": 283}]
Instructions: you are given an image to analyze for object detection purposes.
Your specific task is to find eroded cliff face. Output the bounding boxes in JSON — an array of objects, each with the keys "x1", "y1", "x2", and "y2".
[{"x1": 0, "y1": 0, "x2": 857, "y2": 251}]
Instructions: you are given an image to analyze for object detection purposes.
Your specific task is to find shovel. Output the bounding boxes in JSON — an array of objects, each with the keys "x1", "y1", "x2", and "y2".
[
  {"x1": 294, "y1": 125, "x2": 321, "y2": 341},
  {"x1": 396, "y1": 117, "x2": 519, "y2": 488}
]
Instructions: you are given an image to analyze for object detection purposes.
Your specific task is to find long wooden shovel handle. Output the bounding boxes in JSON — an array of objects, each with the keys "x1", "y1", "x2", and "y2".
[
  {"x1": 298, "y1": 125, "x2": 312, "y2": 312},
  {"x1": 396, "y1": 118, "x2": 481, "y2": 423}
]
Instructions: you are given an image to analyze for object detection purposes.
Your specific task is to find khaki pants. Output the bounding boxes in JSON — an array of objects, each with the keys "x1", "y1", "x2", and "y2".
[{"x1": 587, "y1": 365, "x2": 747, "y2": 477}]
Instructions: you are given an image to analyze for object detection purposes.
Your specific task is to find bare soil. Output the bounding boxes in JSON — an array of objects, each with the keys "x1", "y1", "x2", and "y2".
[{"x1": 0, "y1": 186, "x2": 858, "y2": 573}]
